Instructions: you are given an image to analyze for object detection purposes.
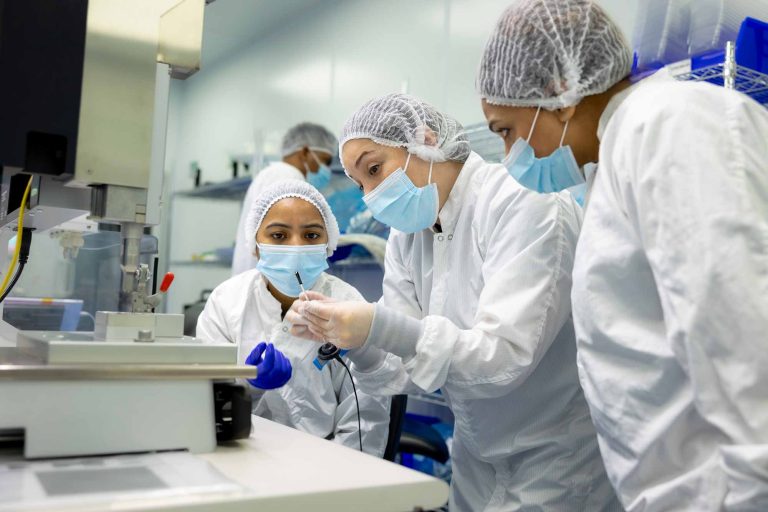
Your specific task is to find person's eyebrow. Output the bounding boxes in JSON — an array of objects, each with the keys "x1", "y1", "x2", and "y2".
[
  {"x1": 355, "y1": 150, "x2": 373, "y2": 169},
  {"x1": 265, "y1": 222, "x2": 291, "y2": 229},
  {"x1": 302, "y1": 223, "x2": 325, "y2": 230}
]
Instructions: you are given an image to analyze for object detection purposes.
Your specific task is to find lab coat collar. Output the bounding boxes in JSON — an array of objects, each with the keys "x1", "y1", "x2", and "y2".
[
  {"x1": 255, "y1": 272, "x2": 283, "y2": 319},
  {"x1": 597, "y1": 67, "x2": 676, "y2": 141},
  {"x1": 434, "y1": 151, "x2": 484, "y2": 234}
]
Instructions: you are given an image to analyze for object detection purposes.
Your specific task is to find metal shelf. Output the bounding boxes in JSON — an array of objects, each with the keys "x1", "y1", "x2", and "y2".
[
  {"x1": 173, "y1": 168, "x2": 346, "y2": 201},
  {"x1": 174, "y1": 176, "x2": 252, "y2": 201},
  {"x1": 673, "y1": 61, "x2": 768, "y2": 106},
  {"x1": 170, "y1": 260, "x2": 231, "y2": 268},
  {"x1": 670, "y1": 39, "x2": 768, "y2": 107}
]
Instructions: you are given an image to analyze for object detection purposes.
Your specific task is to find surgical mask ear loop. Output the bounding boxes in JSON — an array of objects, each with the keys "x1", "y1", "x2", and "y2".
[
  {"x1": 303, "y1": 150, "x2": 317, "y2": 174},
  {"x1": 557, "y1": 118, "x2": 583, "y2": 179},
  {"x1": 310, "y1": 149, "x2": 326, "y2": 168},
  {"x1": 559, "y1": 119, "x2": 570, "y2": 147},
  {"x1": 403, "y1": 152, "x2": 432, "y2": 188},
  {"x1": 526, "y1": 106, "x2": 542, "y2": 143}
]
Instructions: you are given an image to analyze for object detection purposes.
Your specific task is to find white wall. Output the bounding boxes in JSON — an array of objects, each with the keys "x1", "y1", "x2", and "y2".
[{"x1": 163, "y1": 0, "x2": 639, "y2": 313}]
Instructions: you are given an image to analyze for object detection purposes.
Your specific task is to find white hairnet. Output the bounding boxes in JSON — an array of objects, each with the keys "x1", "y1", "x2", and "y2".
[
  {"x1": 477, "y1": 0, "x2": 632, "y2": 109},
  {"x1": 281, "y1": 122, "x2": 338, "y2": 157},
  {"x1": 245, "y1": 180, "x2": 340, "y2": 256},
  {"x1": 339, "y1": 93, "x2": 470, "y2": 165}
]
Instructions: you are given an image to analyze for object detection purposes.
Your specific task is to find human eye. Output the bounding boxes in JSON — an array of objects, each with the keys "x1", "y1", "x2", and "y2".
[
  {"x1": 494, "y1": 128, "x2": 510, "y2": 140},
  {"x1": 368, "y1": 164, "x2": 380, "y2": 176}
]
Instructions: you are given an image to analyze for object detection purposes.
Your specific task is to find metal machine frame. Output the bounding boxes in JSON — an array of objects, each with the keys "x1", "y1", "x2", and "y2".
[{"x1": 0, "y1": 0, "x2": 253, "y2": 461}]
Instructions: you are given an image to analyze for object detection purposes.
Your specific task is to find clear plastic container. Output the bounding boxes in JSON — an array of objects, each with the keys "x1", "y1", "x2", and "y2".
[
  {"x1": 633, "y1": 0, "x2": 768, "y2": 72},
  {"x1": 633, "y1": 0, "x2": 694, "y2": 71},
  {"x1": 689, "y1": 0, "x2": 768, "y2": 56}
]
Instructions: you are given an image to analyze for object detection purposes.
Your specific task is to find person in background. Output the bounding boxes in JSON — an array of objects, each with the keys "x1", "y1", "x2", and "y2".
[
  {"x1": 477, "y1": 1, "x2": 768, "y2": 510},
  {"x1": 198, "y1": 180, "x2": 390, "y2": 456},
  {"x1": 232, "y1": 122, "x2": 337, "y2": 275},
  {"x1": 287, "y1": 93, "x2": 619, "y2": 511}
]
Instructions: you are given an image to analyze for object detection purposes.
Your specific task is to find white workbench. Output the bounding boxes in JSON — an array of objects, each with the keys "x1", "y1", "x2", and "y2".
[
  {"x1": 199, "y1": 415, "x2": 449, "y2": 511},
  {"x1": 0, "y1": 415, "x2": 448, "y2": 512}
]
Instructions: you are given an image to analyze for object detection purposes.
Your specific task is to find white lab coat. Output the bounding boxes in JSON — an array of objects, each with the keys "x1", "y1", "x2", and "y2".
[
  {"x1": 197, "y1": 270, "x2": 391, "y2": 456},
  {"x1": 573, "y1": 70, "x2": 768, "y2": 511},
  {"x1": 353, "y1": 152, "x2": 620, "y2": 511},
  {"x1": 232, "y1": 162, "x2": 305, "y2": 275}
]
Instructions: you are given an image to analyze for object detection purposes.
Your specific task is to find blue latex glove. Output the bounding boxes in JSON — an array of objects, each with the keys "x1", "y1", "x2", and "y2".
[{"x1": 245, "y1": 342, "x2": 292, "y2": 389}]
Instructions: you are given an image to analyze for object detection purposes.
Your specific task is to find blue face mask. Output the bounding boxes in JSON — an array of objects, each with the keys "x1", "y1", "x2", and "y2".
[
  {"x1": 503, "y1": 107, "x2": 584, "y2": 193},
  {"x1": 362, "y1": 153, "x2": 438, "y2": 233},
  {"x1": 566, "y1": 183, "x2": 587, "y2": 207},
  {"x1": 566, "y1": 162, "x2": 598, "y2": 207},
  {"x1": 306, "y1": 151, "x2": 332, "y2": 190},
  {"x1": 256, "y1": 243, "x2": 329, "y2": 297}
]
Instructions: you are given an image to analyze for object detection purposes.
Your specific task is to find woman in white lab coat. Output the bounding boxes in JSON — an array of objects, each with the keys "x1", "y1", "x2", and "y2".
[
  {"x1": 476, "y1": 1, "x2": 768, "y2": 509},
  {"x1": 287, "y1": 93, "x2": 619, "y2": 511},
  {"x1": 198, "y1": 180, "x2": 390, "y2": 456},
  {"x1": 231, "y1": 122, "x2": 337, "y2": 276}
]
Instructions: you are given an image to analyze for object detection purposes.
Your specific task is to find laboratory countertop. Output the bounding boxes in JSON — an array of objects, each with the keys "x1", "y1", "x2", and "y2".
[
  {"x1": 199, "y1": 415, "x2": 449, "y2": 511},
  {"x1": 0, "y1": 415, "x2": 449, "y2": 512}
]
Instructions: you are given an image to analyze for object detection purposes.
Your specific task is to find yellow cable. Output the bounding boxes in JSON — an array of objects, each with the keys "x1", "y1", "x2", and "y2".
[{"x1": 0, "y1": 175, "x2": 34, "y2": 296}]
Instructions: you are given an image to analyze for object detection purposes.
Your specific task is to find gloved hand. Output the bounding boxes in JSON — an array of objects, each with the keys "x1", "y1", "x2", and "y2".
[
  {"x1": 245, "y1": 342, "x2": 292, "y2": 389},
  {"x1": 286, "y1": 290, "x2": 374, "y2": 350},
  {"x1": 285, "y1": 291, "x2": 335, "y2": 342}
]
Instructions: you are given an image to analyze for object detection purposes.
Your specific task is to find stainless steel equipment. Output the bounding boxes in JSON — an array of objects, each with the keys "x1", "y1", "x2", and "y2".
[
  {"x1": 1, "y1": 0, "x2": 203, "y2": 314},
  {"x1": 0, "y1": 0, "x2": 252, "y2": 462}
]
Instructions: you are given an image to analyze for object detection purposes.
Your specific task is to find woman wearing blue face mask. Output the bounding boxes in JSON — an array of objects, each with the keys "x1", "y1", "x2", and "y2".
[
  {"x1": 286, "y1": 93, "x2": 618, "y2": 511},
  {"x1": 232, "y1": 122, "x2": 337, "y2": 276},
  {"x1": 197, "y1": 180, "x2": 390, "y2": 456},
  {"x1": 497, "y1": 105, "x2": 598, "y2": 207},
  {"x1": 479, "y1": 2, "x2": 768, "y2": 510}
]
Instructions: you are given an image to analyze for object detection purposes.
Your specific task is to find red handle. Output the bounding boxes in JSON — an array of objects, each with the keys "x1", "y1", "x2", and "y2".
[{"x1": 159, "y1": 272, "x2": 175, "y2": 293}]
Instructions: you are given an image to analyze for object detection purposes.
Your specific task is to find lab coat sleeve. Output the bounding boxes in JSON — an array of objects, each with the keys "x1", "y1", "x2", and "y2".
[
  {"x1": 330, "y1": 360, "x2": 391, "y2": 457},
  {"x1": 349, "y1": 348, "x2": 428, "y2": 397},
  {"x1": 615, "y1": 85, "x2": 768, "y2": 509},
  {"x1": 196, "y1": 284, "x2": 263, "y2": 397},
  {"x1": 195, "y1": 287, "x2": 234, "y2": 345},
  {"x1": 367, "y1": 191, "x2": 579, "y2": 400},
  {"x1": 348, "y1": 237, "x2": 435, "y2": 397}
]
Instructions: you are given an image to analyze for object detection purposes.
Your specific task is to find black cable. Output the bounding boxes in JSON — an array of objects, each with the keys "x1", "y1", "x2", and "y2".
[
  {"x1": 0, "y1": 228, "x2": 33, "y2": 303},
  {"x1": 0, "y1": 262, "x2": 25, "y2": 303},
  {"x1": 336, "y1": 356, "x2": 363, "y2": 452}
]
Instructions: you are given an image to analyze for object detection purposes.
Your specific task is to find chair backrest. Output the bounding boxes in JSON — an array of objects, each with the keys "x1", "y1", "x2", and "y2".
[
  {"x1": 183, "y1": 290, "x2": 212, "y2": 336},
  {"x1": 398, "y1": 416, "x2": 450, "y2": 464},
  {"x1": 383, "y1": 394, "x2": 408, "y2": 461}
]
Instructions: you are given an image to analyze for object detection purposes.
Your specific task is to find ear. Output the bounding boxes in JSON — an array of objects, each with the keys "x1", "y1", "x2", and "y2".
[
  {"x1": 555, "y1": 106, "x2": 576, "y2": 123},
  {"x1": 298, "y1": 147, "x2": 314, "y2": 171},
  {"x1": 423, "y1": 127, "x2": 438, "y2": 147}
]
